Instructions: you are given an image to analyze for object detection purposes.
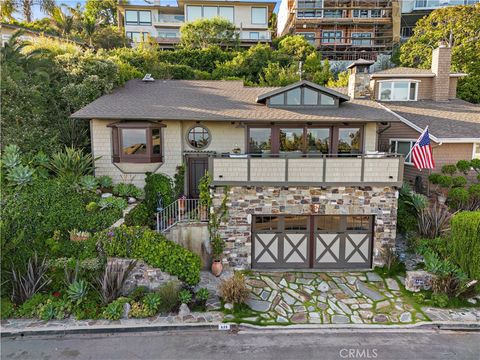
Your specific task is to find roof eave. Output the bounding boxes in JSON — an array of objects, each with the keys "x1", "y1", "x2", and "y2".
[{"x1": 371, "y1": 74, "x2": 435, "y2": 78}]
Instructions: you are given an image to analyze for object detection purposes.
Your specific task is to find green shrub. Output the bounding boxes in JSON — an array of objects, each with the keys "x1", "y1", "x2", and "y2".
[
  {"x1": 1, "y1": 179, "x2": 122, "y2": 271},
  {"x1": 450, "y1": 211, "x2": 480, "y2": 281},
  {"x1": 451, "y1": 176, "x2": 467, "y2": 188},
  {"x1": 98, "y1": 196, "x2": 128, "y2": 211},
  {"x1": 144, "y1": 173, "x2": 174, "y2": 214},
  {"x1": 178, "y1": 289, "x2": 192, "y2": 304},
  {"x1": 102, "y1": 297, "x2": 129, "y2": 320},
  {"x1": 397, "y1": 198, "x2": 417, "y2": 234},
  {"x1": 37, "y1": 297, "x2": 71, "y2": 320},
  {"x1": 124, "y1": 203, "x2": 152, "y2": 227},
  {"x1": 95, "y1": 227, "x2": 201, "y2": 285},
  {"x1": 129, "y1": 286, "x2": 148, "y2": 301},
  {"x1": 143, "y1": 292, "x2": 162, "y2": 316},
  {"x1": 195, "y1": 288, "x2": 209, "y2": 302},
  {"x1": 447, "y1": 187, "x2": 469, "y2": 210},
  {"x1": 1, "y1": 298, "x2": 14, "y2": 319},
  {"x1": 441, "y1": 164, "x2": 457, "y2": 176},
  {"x1": 456, "y1": 160, "x2": 472, "y2": 173},
  {"x1": 16, "y1": 293, "x2": 52, "y2": 318},
  {"x1": 157, "y1": 281, "x2": 180, "y2": 313},
  {"x1": 71, "y1": 292, "x2": 102, "y2": 320},
  {"x1": 85, "y1": 201, "x2": 98, "y2": 212},
  {"x1": 431, "y1": 293, "x2": 449, "y2": 308},
  {"x1": 113, "y1": 183, "x2": 143, "y2": 198}
]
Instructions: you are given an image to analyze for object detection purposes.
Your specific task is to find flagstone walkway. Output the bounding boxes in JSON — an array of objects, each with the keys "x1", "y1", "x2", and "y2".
[{"x1": 237, "y1": 271, "x2": 428, "y2": 325}]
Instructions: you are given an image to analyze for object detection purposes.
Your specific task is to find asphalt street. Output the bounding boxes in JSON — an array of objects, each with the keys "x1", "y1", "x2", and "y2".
[{"x1": 2, "y1": 328, "x2": 480, "y2": 360}]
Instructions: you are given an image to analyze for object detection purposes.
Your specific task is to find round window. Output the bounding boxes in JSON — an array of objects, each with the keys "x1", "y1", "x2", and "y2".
[{"x1": 187, "y1": 125, "x2": 211, "y2": 149}]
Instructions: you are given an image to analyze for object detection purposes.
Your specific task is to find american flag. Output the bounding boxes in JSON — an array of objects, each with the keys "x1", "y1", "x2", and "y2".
[{"x1": 411, "y1": 127, "x2": 435, "y2": 169}]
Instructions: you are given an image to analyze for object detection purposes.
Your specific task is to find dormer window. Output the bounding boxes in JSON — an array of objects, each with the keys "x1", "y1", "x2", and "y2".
[
  {"x1": 378, "y1": 80, "x2": 419, "y2": 101},
  {"x1": 256, "y1": 80, "x2": 350, "y2": 108}
]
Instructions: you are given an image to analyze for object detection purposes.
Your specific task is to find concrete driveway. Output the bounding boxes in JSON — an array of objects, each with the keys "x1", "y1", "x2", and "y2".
[{"x1": 2, "y1": 328, "x2": 479, "y2": 360}]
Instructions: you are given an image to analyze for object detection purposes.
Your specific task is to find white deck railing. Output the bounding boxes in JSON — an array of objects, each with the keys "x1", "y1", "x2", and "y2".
[
  {"x1": 156, "y1": 198, "x2": 208, "y2": 233},
  {"x1": 210, "y1": 153, "x2": 404, "y2": 186}
]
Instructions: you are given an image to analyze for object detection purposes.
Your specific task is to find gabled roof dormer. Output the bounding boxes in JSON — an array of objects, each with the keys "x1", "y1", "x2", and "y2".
[{"x1": 256, "y1": 80, "x2": 350, "y2": 108}]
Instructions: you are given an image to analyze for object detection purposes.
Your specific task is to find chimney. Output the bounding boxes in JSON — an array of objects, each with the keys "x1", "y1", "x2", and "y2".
[
  {"x1": 347, "y1": 59, "x2": 375, "y2": 99},
  {"x1": 431, "y1": 41, "x2": 452, "y2": 101}
]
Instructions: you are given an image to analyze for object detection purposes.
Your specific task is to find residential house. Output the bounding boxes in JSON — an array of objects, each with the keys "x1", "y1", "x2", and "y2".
[
  {"x1": 372, "y1": 44, "x2": 480, "y2": 190},
  {"x1": 400, "y1": 0, "x2": 479, "y2": 40},
  {"x1": 117, "y1": 0, "x2": 276, "y2": 48},
  {"x1": 71, "y1": 44, "x2": 478, "y2": 272},
  {"x1": 276, "y1": 0, "x2": 401, "y2": 60}
]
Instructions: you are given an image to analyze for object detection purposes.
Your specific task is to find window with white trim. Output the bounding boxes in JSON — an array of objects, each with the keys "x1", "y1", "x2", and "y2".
[
  {"x1": 474, "y1": 143, "x2": 480, "y2": 160},
  {"x1": 390, "y1": 140, "x2": 415, "y2": 165},
  {"x1": 379, "y1": 81, "x2": 418, "y2": 101},
  {"x1": 249, "y1": 32, "x2": 260, "y2": 40}
]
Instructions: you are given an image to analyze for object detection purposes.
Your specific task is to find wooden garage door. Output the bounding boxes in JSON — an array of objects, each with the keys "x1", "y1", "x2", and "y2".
[
  {"x1": 251, "y1": 216, "x2": 310, "y2": 269},
  {"x1": 313, "y1": 215, "x2": 373, "y2": 269},
  {"x1": 252, "y1": 215, "x2": 373, "y2": 270}
]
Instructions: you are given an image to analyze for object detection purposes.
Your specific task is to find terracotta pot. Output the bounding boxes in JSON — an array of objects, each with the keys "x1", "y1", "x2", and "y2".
[{"x1": 211, "y1": 260, "x2": 223, "y2": 277}]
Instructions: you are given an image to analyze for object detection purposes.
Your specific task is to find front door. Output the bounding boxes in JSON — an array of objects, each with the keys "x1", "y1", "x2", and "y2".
[
  {"x1": 251, "y1": 215, "x2": 373, "y2": 270},
  {"x1": 187, "y1": 156, "x2": 209, "y2": 198}
]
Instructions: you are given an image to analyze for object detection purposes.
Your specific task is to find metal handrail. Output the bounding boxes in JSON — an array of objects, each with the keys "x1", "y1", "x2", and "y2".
[{"x1": 156, "y1": 198, "x2": 208, "y2": 233}]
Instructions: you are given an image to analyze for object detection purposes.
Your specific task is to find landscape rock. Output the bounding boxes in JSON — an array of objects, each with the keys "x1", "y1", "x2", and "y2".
[
  {"x1": 179, "y1": 303, "x2": 190, "y2": 317},
  {"x1": 224, "y1": 303, "x2": 234, "y2": 310},
  {"x1": 405, "y1": 271, "x2": 434, "y2": 292},
  {"x1": 101, "y1": 193, "x2": 113, "y2": 198}
]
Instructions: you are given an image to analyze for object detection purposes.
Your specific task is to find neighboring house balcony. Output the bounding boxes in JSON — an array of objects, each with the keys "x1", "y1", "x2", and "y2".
[{"x1": 210, "y1": 153, "x2": 404, "y2": 187}]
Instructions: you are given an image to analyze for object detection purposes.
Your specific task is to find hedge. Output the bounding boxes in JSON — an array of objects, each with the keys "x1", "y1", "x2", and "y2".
[
  {"x1": 450, "y1": 211, "x2": 480, "y2": 280},
  {"x1": 96, "y1": 226, "x2": 201, "y2": 285},
  {"x1": 144, "y1": 173, "x2": 174, "y2": 214}
]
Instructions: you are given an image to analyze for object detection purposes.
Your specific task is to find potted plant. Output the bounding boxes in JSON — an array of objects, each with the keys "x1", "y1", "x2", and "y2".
[{"x1": 211, "y1": 233, "x2": 224, "y2": 277}]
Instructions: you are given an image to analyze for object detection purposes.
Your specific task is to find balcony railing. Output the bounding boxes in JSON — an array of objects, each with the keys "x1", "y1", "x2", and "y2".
[{"x1": 209, "y1": 153, "x2": 404, "y2": 186}]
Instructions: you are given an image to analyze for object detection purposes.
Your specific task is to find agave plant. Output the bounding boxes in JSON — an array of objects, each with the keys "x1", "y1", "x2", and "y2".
[
  {"x1": 405, "y1": 192, "x2": 428, "y2": 214},
  {"x1": 10, "y1": 253, "x2": 52, "y2": 305},
  {"x1": 1, "y1": 144, "x2": 21, "y2": 168},
  {"x1": 79, "y1": 175, "x2": 98, "y2": 192},
  {"x1": 143, "y1": 292, "x2": 162, "y2": 316},
  {"x1": 67, "y1": 280, "x2": 89, "y2": 304},
  {"x1": 49, "y1": 147, "x2": 96, "y2": 181},
  {"x1": 96, "y1": 260, "x2": 136, "y2": 305},
  {"x1": 6, "y1": 164, "x2": 35, "y2": 187}
]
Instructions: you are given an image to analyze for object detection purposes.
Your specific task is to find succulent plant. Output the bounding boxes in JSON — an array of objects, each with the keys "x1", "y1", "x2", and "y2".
[
  {"x1": 178, "y1": 289, "x2": 192, "y2": 304},
  {"x1": 79, "y1": 175, "x2": 98, "y2": 192},
  {"x1": 67, "y1": 280, "x2": 89, "y2": 304},
  {"x1": 97, "y1": 175, "x2": 113, "y2": 189},
  {"x1": 195, "y1": 288, "x2": 210, "y2": 302},
  {"x1": 6, "y1": 164, "x2": 35, "y2": 187},
  {"x1": 2, "y1": 144, "x2": 21, "y2": 168},
  {"x1": 143, "y1": 292, "x2": 161, "y2": 316}
]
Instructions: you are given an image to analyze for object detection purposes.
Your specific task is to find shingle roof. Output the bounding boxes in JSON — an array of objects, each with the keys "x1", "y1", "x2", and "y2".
[
  {"x1": 371, "y1": 67, "x2": 435, "y2": 77},
  {"x1": 382, "y1": 100, "x2": 480, "y2": 140},
  {"x1": 71, "y1": 80, "x2": 399, "y2": 123},
  {"x1": 255, "y1": 80, "x2": 350, "y2": 103}
]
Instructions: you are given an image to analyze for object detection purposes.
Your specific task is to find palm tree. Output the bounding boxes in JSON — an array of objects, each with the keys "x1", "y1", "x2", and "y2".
[
  {"x1": 49, "y1": 6, "x2": 74, "y2": 38},
  {"x1": 82, "y1": 15, "x2": 103, "y2": 47},
  {"x1": 1, "y1": 0, "x2": 16, "y2": 21},
  {"x1": 6, "y1": 0, "x2": 56, "y2": 23}
]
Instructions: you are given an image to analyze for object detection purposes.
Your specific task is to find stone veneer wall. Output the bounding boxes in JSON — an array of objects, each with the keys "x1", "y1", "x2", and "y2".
[{"x1": 212, "y1": 185, "x2": 398, "y2": 270}]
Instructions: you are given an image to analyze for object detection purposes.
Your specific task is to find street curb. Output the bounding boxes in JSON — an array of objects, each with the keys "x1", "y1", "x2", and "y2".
[{"x1": 2, "y1": 321, "x2": 478, "y2": 338}]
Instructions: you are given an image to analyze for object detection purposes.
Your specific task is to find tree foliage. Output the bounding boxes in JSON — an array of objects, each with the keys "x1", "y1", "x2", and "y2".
[
  {"x1": 180, "y1": 17, "x2": 239, "y2": 49},
  {"x1": 398, "y1": 4, "x2": 480, "y2": 103}
]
